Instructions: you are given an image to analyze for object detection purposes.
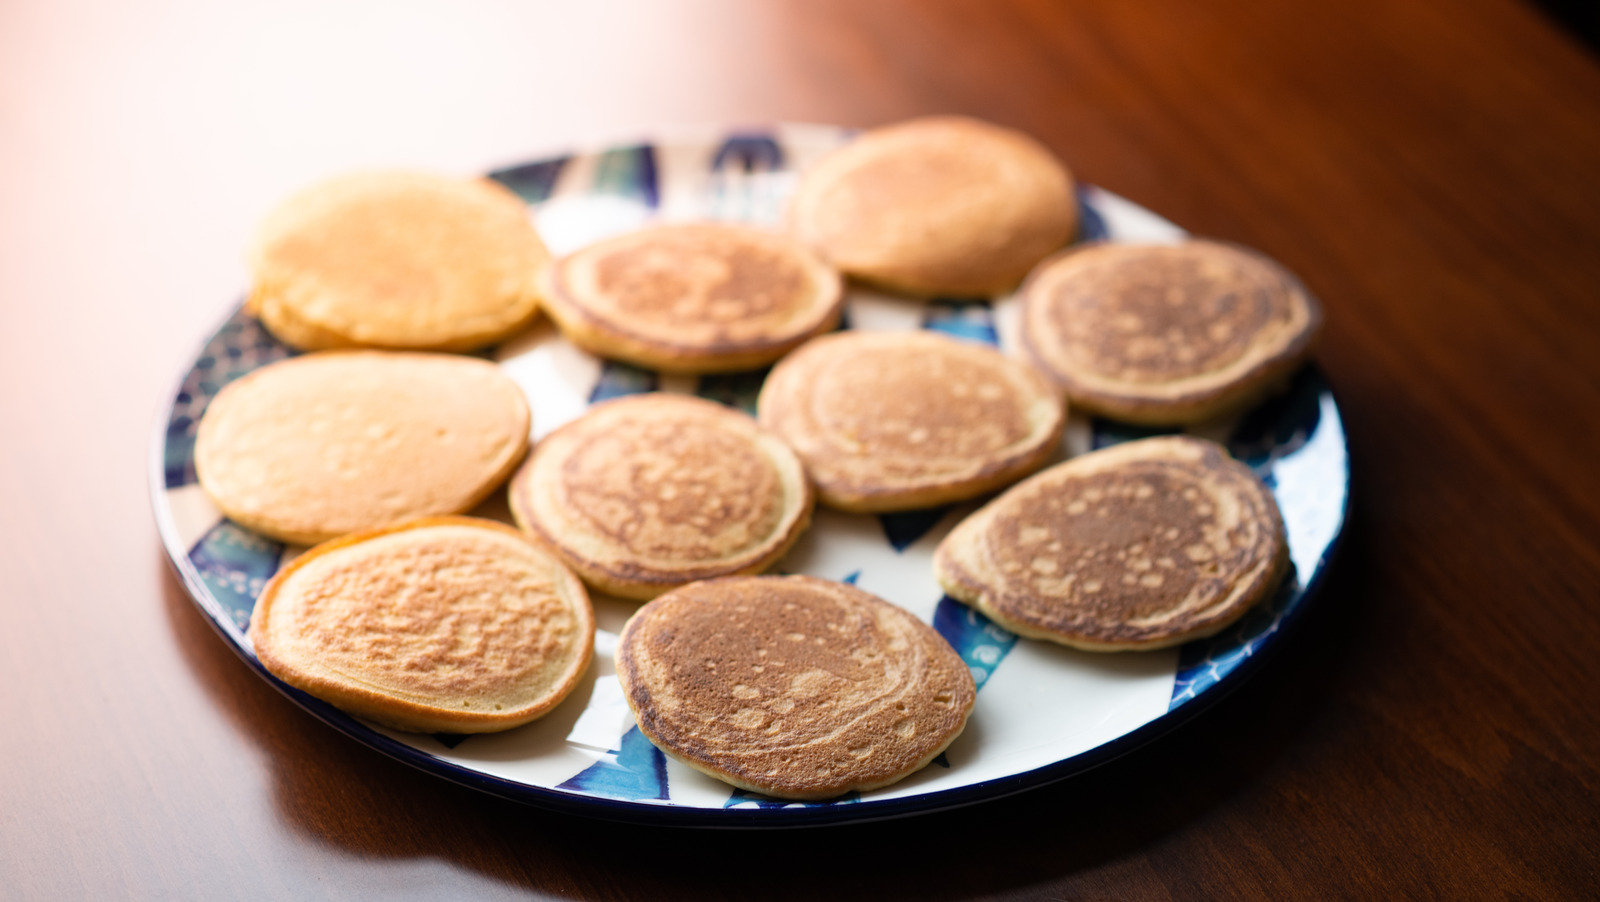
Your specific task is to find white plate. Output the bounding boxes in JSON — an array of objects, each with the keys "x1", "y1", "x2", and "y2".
[{"x1": 151, "y1": 124, "x2": 1348, "y2": 826}]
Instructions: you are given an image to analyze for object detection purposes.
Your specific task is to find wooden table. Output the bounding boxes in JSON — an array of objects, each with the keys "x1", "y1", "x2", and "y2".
[{"x1": 4, "y1": 0, "x2": 1598, "y2": 897}]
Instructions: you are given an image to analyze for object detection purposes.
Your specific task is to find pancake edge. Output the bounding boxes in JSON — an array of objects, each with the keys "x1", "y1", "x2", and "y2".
[
  {"x1": 539, "y1": 224, "x2": 846, "y2": 374},
  {"x1": 932, "y1": 437, "x2": 1290, "y2": 651},
  {"x1": 194, "y1": 351, "x2": 531, "y2": 546},
  {"x1": 248, "y1": 516, "x2": 595, "y2": 734},
  {"x1": 613, "y1": 575, "x2": 976, "y2": 800},
  {"x1": 786, "y1": 115, "x2": 1079, "y2": 299},
  {"x1": 506, "y1": 395, "x2": 815, "y2": 600},
  {"x1": 756, "y1": 331, "x2": 1067, "y2": 513},
  {"x1": 248, "y1": 275, "x2": 545, "y2": 354},
  {"x1": 1019, "y1": 240, "x2": 1324, "y2": 426},
  {"x1": 246, "y1": 173, "x2": 549, "y2": 353}
]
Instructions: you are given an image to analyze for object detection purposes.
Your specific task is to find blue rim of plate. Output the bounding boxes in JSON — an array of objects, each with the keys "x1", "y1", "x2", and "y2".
[{"x1": 149, "y1": 126, "x2": 1349, "y2": 828}]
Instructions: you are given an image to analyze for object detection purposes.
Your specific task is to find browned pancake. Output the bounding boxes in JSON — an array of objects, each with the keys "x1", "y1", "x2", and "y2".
[
  {"x1": 194, "y1": 350, "x2": 531, "y2": 545},
  {"x1": 757, "y1": 331, "x2": 1065, "y2": 511},
  {"x1": 615, "y1": 575, "x2": 976, "y2": 800},
  {"x1": 934, "y1": 436, "x2": 1288, "y2": 650},
  {"x1": 248, "y1": 171, "x2": 548, "y2": 352},
  {"x1": 507, "y1": 394, "x2": 813, "y2": 600},
  {"x1": 541, "y1": 222, "x2": 843, "y2": 373},
  {"x1": 250, "y1": 517, "x2": 594, "y2": 734},
  {"x1": 787, "y1": 116, "x2": 1078, "y2": 298},
  {"x1": 1020, "y1": 240, "x2": 1322, "y2": 424}
]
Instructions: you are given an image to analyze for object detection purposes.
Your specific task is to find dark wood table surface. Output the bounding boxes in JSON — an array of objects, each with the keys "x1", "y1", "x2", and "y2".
[{"x1": 4, "y1": 0, "x2": 1598, "y2": 898}]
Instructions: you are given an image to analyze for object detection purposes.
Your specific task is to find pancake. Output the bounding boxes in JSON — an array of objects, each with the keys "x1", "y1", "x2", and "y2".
[
  {"x1": 508, "y1": 394, "x2": 813, "y2": 600},
  {"x1": 787, "y1": 116, "x2": 1078, "y2": 298},
  {"x1": 195, "y1": 351, "x2": 530, "y2": 545},
  {"x1": 250, "y1": 517, "x2": 594, "y2": 734},
  {"x1": 934, "y1": 436, "x2": 1288, "y2": 651},
  {"x1": 248, "y1": 171, "x2": 548, "y2": 352},
  {"x1": 615, "y1": 575, "x2": 975, "y2": 800},
  {"x1": 1020, "y1": 240, "x2": 1323, "y2": 424},
  {"x1": 757, "y1": 331, "x2": 1065, "y2": 512},
  {"x1": 540, "y1": 222, "x2": 844, "y2": 373}
]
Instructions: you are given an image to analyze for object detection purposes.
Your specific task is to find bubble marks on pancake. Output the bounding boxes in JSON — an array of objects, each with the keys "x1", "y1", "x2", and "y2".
[
  {"x1": 935, "y1": 436, "x2": 1289, "y2": 651},
  {"x1": 869, "y1": 297, "x2": 1000, "y2": 549},
  {"x1": 1020, "y1": 240, "x2": 1322, "y2": 425},
  {"x1": 508, "y1": 394, "x2": 813, "y2": 600},
  {"x1": 542, "y1": 223, "x2": 844, "y2": 374},
  {"x1": 248, "y1": 518, "x2": 595, "y2": 735},
  {"x1": 757, "y1": 331, "x2": 1064, "y2": 514},
  {"x1": 615, "y1": 575, "x2": 976, "y2": 801}
]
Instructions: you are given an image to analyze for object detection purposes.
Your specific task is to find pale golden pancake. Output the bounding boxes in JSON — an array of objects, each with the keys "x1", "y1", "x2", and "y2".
[
  {"x1": 787, "y1": 116, "x2": 1078, "y2": 298},
  {"x1": 248, "y1": 171, "x2": 548, "y2": 352},
  {"x1": 1020, "y1": 240, "x2": 1322, "y2": 424},
  {"x1": 757, "y1": 331, "x2": 1065, "y2": 512},
  {"x1": 508, "y1": 394, "x2": 812, "y2": 600},
  {"x1": 250, "y1": 517, "x2": 593, "y2": 734},
  {"x1": 615, "y1": 575, "x2": 975, "y2": 800},
  {"x1": 195, "y1": 351, "x2": 530, "y2": 544},
  {"x1": 934, "y1": 436, "x2": 1288, "y2": 651},
  {"x1": 541, "y1": 222, "x2": 844, "y2": 373}
]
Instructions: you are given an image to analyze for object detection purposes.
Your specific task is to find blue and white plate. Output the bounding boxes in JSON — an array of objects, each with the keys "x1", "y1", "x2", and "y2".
[{"x1": 151, "y1": 125, "x2": 1348, "y2": 826}]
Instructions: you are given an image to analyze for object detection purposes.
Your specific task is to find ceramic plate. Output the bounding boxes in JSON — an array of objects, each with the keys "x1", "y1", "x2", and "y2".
[{"x1": 151, "y1": 124, "x2": 1348, "y2": 826}]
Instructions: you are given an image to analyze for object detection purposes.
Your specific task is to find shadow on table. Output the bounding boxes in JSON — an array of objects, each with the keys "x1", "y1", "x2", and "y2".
[{"x1": 159, "y1": 522, "x2": 1372, "y2": 900}]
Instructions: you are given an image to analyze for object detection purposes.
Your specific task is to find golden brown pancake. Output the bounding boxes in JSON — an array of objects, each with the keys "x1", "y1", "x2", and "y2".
[
  {"x1": 508, "y1": 394, "x2": 813, "y2": 600},
  {"x1": 757, "y1": 331, "x2": 1065, "y2": 512},
  {"x1": 934, "y1": 436, "x2": 1288, "y2": 651},
  {"x1": 195, "y1": 351, "x2": 530, "y2": 545},
  {"x1": 250, "y1": 517, "x2": 593, "y2": 734},
  {"x1": 248, "y1": 171, "x2": 548, "y2": 352},
  {"x1": 540, "y1": 222, "x2": 844, "y2": 373},
  {"x1": 1020, "y1": 240, "x2": 1322, "y2": 424},
  {"x1": 787, "y1": 116, "x2": 1078, "y2": 298},
  {"x1": 615, "y1": 575, "x2": 975, "y2": 800}
]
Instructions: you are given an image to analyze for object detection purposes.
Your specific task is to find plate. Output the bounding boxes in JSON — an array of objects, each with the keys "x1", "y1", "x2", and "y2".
[{"x1": 151, "y1": 124, "x2": 1349, "y2": 827}]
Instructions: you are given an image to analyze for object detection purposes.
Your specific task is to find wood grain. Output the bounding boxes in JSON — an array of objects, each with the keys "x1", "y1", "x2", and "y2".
[{"x1": 3, "y1": 0, "x2": 1598, "y2": 898}]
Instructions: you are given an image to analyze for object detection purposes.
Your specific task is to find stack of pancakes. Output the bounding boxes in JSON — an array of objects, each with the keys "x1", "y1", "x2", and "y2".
[{"x1": 195, "y1": 116, "x2": 1318, "y2": 798}]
